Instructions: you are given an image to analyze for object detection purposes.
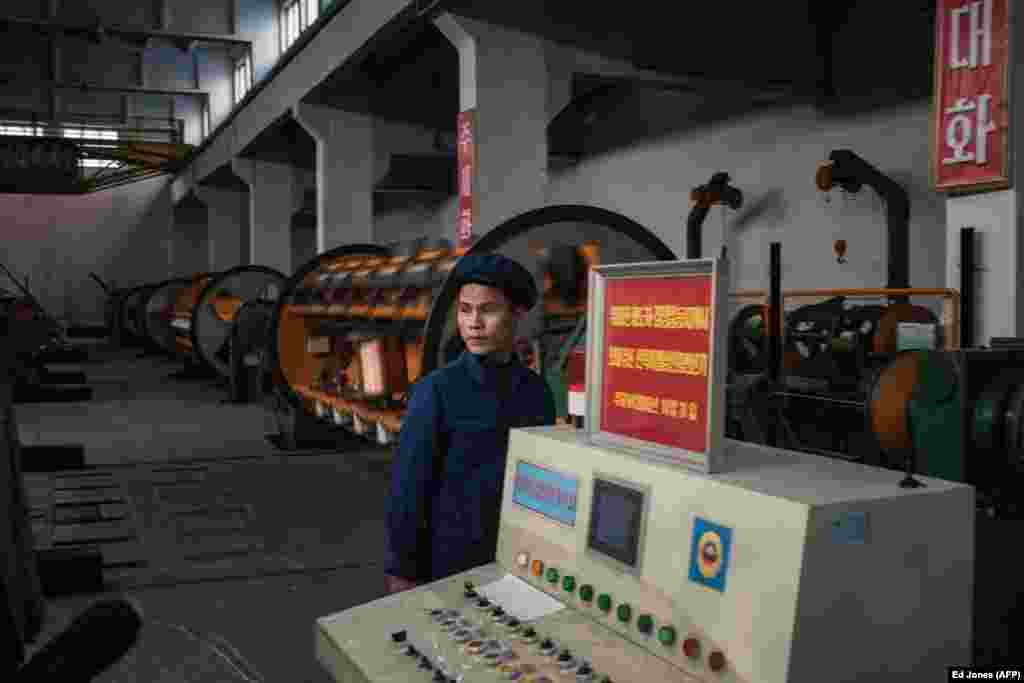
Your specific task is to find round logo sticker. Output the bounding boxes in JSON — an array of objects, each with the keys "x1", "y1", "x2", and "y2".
[{"x1": 697, "y1": 531, "x2": 724, "y2": 579}]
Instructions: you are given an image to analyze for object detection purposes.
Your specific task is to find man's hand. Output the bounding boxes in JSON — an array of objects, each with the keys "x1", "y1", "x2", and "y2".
[{"x1": 386, "y1": 574, "x2": 420, "y2": 594}]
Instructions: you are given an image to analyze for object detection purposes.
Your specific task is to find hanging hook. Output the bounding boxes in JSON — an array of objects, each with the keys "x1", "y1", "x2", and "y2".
[{"x1": 834, "y1": 239, "x2": 847, "y2": 264}]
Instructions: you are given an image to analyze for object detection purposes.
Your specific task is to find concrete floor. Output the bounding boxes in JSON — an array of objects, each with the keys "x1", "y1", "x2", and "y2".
[{"x1": 15, "y1": 343, "x2": 394, "y2": 682}]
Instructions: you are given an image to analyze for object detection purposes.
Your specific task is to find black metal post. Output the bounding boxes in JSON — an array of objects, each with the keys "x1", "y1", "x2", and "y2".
[
  {"x1": 769, "y1": 242, "x2": 782, "y2": 385},
  {"x1": 960, "y1": 227, "x2": 975, "y2": 349}
]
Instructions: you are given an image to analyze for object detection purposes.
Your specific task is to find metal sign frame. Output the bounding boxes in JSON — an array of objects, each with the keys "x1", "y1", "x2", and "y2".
[{"x1": 584, "y1": 257, "x2": 729, "y2": 475}]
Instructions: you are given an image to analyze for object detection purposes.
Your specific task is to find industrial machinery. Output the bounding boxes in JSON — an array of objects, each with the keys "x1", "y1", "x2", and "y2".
[
  {"x1": 267, "y1": 205, "x2": 676, "y2": 449},
  {"x1": 227, "y1": 298, "x2": 278, "y2": 403},
  {"x1": 695, "y1": 151, "x2": 1024, "y2": 514},
  {"x1": 314, "y1": 257, "x2": 973, "y2": 683},
  {"x1": 185, "y1": 266, "x2": 285, "y2": 382},
  {"x1": 138, "y1": 277, "x2": 194, "y2": 355}
]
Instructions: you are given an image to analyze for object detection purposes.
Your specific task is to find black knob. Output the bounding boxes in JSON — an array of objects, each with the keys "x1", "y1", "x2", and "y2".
[
  {"x1": 558, "y1": 649, "x2": 572, "y2": 661},
  {"x1": 477, "y1": 598, "x2": 490, "y2": 607},
  {"x1": 464, "y1": 589, "x2": 478, "y2": 598},
  {"x1": 491, "y1": 606, "x2": 505, "y2": 616},
  {"x1": 540, "y1": 638, "x2": 554, "y2": 649},
  {"x1": 391, "y1": 630, "x2": 407, "y2": 643}
]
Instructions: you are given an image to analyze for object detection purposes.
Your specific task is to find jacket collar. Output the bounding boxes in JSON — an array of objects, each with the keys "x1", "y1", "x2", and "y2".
[{"x1": 458, "y1": 350, "x2": 527, "y2": 389}]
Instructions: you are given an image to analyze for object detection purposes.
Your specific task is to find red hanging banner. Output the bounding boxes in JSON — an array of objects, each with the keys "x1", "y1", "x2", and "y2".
[
  {"x1": 933, "y1": 0, "x2": 1012, "y2": 194},
  {"x1": 457, "y1": 109, "x2": 476, "y2": 248}
]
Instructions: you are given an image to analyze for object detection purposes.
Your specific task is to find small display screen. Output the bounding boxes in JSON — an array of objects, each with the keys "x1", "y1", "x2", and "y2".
[
  {"x1": 512, "y1": 461, "x2": 578, "y2": 526},
  {"x1": 587, "y1": 478, "x2": 644, "y2": 569}
]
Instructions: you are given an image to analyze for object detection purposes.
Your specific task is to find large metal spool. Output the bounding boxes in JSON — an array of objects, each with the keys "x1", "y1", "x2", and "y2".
[
  {"x1": 140, "y1": 278, "x2": 192, "y2": 354},
  {"x1": 268, "y1": 244, "x2": 391, "y2": 412},
  {"x1": 191, "y1": 266, "x2": 285, "y2": 378},
  {"x1": 122, "y1": 284, "x2": 161, "y2": 342}
]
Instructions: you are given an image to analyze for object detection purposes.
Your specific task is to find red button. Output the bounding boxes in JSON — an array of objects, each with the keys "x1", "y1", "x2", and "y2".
[
  {"x1": 708, "y1": 651, "x2": 726, "y2": 672},
  {"x1": 682, "y1": 637, "x2": 700, "y2": 659}
]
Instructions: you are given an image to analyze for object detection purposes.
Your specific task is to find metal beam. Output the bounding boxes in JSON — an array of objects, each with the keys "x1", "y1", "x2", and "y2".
[
  {"x1": 0, "y1": 79, "x2": 209, "y2": 99},
  {"x1": 0, "y1": 15, "x2": 251, "y2": 50}
]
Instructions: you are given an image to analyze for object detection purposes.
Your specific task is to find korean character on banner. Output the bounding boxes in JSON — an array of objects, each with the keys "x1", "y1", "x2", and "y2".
[
  {"x1": 948, "y1": 0, "x2": 993, "y2": 70},
  {"x1": 943, "y1": 94, "x2": 997, "y2": 166},
  {"x1": 458, "y1": 116, "x2": 472, "y2": 151}
]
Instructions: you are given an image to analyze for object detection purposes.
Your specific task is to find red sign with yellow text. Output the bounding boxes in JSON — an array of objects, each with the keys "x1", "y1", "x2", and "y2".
[
  {"x1": 933, "y1": 0, "x2": 1011, "y2": 193},
  {"x1": 600, "y1": 275, "x2": 712, "y2": 455},
  {"x1": 456, "y1": 109, "x2": 475, "y2": 248}
]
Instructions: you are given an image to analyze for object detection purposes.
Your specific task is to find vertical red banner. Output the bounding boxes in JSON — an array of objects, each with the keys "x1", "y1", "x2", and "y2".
[
  {"x1": 933, "y1": 0, "x2": 1011, "y2": 193},
  {"x1": 457, "y1": 110, "x2": 475, "y2": 248}
]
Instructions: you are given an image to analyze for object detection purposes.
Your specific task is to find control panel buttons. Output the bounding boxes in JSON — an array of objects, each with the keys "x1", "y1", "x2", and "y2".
[
  {"x1": 546, "y1": 567, "x2": 560, "y2": 584},
  {"x1": 562, "y1": 575, "x2": 576, "y2": 592},
  {"x1": 390, "y1": 630, "x2": 407, "y2": 644},
  {"x1": 516, "y1": 552, "x2": 530, "y2": 567},
  {"x1": 531, "y1": 560, "x2": 544, "y2": 577},
  {"x1": 656, "y1": 625, "x2": 676, "y2": 646},
  {"x1": 636, "y1": 614, "x2": 654, "y2": 634},
  {"x1": 616, "y1": 604, "x2": 632, "y2": 623},
  {"x1": 596, "y1": 594, "x2": 612, "y2": 612},
  {"x1": 578, "y1": 585, "x2": 594, "y2": 602},
  {"x1": 708, "y1": 651, "x2": 727, "y2": 672},
  {"x1": 682, "y1": 637, "x2": 701, "y2": 659}
]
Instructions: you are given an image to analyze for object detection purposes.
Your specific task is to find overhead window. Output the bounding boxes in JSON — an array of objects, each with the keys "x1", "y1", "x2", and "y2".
[
  {"x1": 234, "y1": 53, "x2": 253, "y2": 104},
  {"x1": 281, "y1": 0, "x2": 320, "y2": 53},
  {"x1": 0, "y1": 124, "x2": 41, "y2": 136},
  {"x1": 62, "y1": 127, "x2": 118, "y2": 168}
]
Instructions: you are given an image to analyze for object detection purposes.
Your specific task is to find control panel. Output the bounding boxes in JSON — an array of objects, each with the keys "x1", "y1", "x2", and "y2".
[{"x1": 316, "y1": 427, "x2": 973, "y2": 683}]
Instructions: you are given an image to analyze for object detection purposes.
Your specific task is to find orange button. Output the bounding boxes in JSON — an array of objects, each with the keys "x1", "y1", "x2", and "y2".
[
  {"x1": 682, "y1": 637, "x2": 700, "y2": 659},
  {"x1": 531, "y1": 559, "x2": 544, "y2": 577},
  {"x1": 708, "y1": 651, "x2": 726, "y2": 672}
]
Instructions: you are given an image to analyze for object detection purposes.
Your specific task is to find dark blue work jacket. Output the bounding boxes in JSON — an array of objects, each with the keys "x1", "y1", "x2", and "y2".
[{"x1": 386, "y1": 351, "x2": 556, "y2": 583}]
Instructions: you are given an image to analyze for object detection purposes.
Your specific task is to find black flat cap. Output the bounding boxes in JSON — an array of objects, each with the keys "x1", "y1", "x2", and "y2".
[{"x1": 452, "y1": 252, "x2": 538, "y2": 310}]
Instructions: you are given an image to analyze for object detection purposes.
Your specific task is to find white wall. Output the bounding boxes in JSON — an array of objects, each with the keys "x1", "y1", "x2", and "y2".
[
  {"x1": 0, "y1": 177, "x2": 173, "y2": 324},
  {"x1": 548, "y1": 100, "x2": 945, "y2": 293}
]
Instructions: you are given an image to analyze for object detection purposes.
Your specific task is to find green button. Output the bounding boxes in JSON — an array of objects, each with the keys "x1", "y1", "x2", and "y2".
[
  {"x1": 596, "y1": 594, "x2": 612, "y2": 612},
  {"x1": 657, "y1": 625, "x2": 676, "y2": 646},
  {"x1": 579, "y1": 585, "x2": 594, "y2": 602},
  {"x1": 562, "y1": 576, "x2": 576, "y2": 592},
  {"x1": 637, "y1": 614, "x2": 654, "y2": 634},
  {"x1": 546, "y1": 568, "x2": 559, "y2": 584},
  {"x1": 616, "y1": 604, "x2": 632, "y2": 623}
]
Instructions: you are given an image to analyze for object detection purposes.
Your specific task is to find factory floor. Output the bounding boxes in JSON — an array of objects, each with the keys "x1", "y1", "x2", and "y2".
[{"x1": 14, "y1": 340, "x2": 394, "y2": 682}]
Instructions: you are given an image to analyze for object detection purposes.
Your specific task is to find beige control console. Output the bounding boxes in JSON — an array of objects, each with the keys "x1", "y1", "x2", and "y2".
[{"x1": 316, "y1": 427, "x2": 974, "y2": 683}]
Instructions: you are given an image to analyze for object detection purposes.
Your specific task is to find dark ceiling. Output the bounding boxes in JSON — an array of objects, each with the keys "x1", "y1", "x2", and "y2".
[{"x1": 253, "y1": 0, "x2": 938, "y2": 171}]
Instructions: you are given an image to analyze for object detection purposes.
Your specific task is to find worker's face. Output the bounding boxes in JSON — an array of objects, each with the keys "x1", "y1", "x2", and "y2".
[{"x1": 457, "y1": 284, "x2": 523, "y2": 355}]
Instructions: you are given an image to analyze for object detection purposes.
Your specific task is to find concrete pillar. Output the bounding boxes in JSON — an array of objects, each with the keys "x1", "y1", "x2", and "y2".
[
  {"x1": 196, "y1": 186, "x2": 248, "y2": 271},
  {"x1": 232, "y1": 158, "x2": 295, "y2": 275},
  {"x1": 435, "y1": 14, "x2": 548, "y2": 240},
  {"x1": 292, "y1": 103, "x2": 375, "y2": 251},
  {"x1": 171, "y1": 194, "x2": 210, "y2": 277}
]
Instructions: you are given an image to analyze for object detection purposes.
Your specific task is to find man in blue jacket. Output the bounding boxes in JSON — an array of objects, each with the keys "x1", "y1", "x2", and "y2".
[{"x1": 386, "y1": 252, "x2": 556, "y2": 593}]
